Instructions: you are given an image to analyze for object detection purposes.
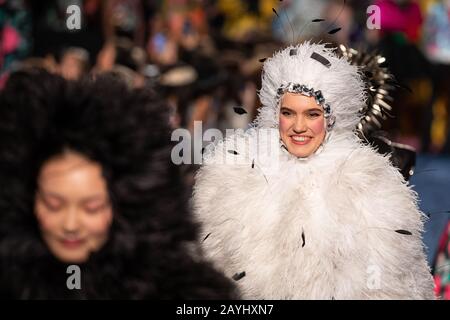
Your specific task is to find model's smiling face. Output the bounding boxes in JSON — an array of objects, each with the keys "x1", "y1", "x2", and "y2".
[
  {"x1": 279, "y1": 92, "x2": 326, "y2": 158},
  {"x1": 34, "y1": 151, "x2": 113, "y2": 264}
]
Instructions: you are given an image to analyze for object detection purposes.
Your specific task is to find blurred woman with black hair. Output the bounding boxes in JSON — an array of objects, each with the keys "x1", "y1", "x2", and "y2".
[{"x1": 0, "y1": 68, "x2": 237, "y2": 299}]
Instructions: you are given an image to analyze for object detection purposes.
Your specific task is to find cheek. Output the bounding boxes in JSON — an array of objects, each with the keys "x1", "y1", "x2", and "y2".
[
  {"x1": 309, "y1": 117, "x2": 325, "y2": 135},
  {"x1": 279, "y1": 116, "x2": 291, "y2": 135},
  {"x1": 34, "y1": 205, "x2": 58, "y2": 232},
  {"x1": 85, "y1": 210, "x2": 113, "y2": 235}
]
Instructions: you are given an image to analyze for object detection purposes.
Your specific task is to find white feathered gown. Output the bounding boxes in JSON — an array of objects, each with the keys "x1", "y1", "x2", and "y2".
[{"x1": 192, "y1": 42, "x2": 435, "y2": 300}]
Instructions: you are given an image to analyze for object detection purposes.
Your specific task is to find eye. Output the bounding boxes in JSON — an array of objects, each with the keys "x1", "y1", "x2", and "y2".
[
  {"x1": 40, "y1": 195, "x2": 64, "y2": 212},
  {"x1": 307, "y1": 111, "x2": 321, "y2": 118},
  {"x1": 84, "y1": 201, "x2": 110, "y2": 214},
  {"x1": 280, "y1": 109, "x2": 292, "y2": 116}
]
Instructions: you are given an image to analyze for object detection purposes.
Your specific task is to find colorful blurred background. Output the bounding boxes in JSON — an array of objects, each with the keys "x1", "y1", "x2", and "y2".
[{"x1": 1, "y1": 0, "x2": 449, "y2": 299}]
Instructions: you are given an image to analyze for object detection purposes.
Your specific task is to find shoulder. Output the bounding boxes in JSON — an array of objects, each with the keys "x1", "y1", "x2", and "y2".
[
  {"x1": 332, "y1": 143, "x2": 405, "y2": 187},
  {"x1": 327, "y1": 143, "x2": 424, "y2": 225},
  {"x1": 325, "y1": 143, "x2": 420, "y2": 217}
]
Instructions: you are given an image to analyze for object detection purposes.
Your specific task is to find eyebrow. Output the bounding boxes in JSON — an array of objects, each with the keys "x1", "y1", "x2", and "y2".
[
  {"x1": 37, "y1": 190, "x2": 65, "y2": 201},
  {"x1": 306, "y1": 108, "x2": 323, "y2": 113},
  {"x1": 37, "y1": 190, "x2": 107, "y2": 203},
  {"x1": 80, "y1": 196, "x2": 108, "y2": 204},
  {"x1": 280, "y1": 106, "x2": 323, "y2": 112}
]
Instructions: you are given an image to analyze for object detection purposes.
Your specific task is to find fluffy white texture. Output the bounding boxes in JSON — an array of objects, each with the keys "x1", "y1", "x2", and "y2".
[
  {"x1": 193, "y1": 41, "x2": 435, "y2": 299},
  {"x1": 256, "y1": 41, "x2": 366, "y2": 136},
  {"x1": 194, "y1": 129, "x2": 435, "y2": 299}
]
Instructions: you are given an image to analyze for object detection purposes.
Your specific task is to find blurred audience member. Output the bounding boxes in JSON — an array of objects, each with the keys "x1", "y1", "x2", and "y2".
[
  {"x1": 433, "y1": 221, "x2": 449, "y2": 299},
  {"x1": 59, "y1": 47, "x2": 89, "y2": 80},
  {"x1": 422, "y1": 0, "x2": 450, "y2": 153},
  {"x1": 147, "y1": 14, "x2": 179, "y2": 66},
  {"x1": 30, "y1": 0, "x2": 115, "y2": 69},
  {"x1": 375, "y1": 0, "x2": 423, "y2": 43},
  {"x1": 217, "y1": 0, "x2": 276, "y2": 42},
  {"x1": 111, "y1": 0, "x2": 145, "y2": 46},
  {"x1": 0, "y1": 0, "x2": 31, "y2": 88}
]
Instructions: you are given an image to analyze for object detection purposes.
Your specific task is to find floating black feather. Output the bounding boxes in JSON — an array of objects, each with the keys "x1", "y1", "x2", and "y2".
[
  {"x1": 232, "y1": 271, "x2": 246, "y2": 281},
  {"x1": 233, "y1": 107, "x2": 247, "y2": 115},
  {"x1": 395, "y1": 229, "x2": 412, "y2": 235},
  {"x1": 328, "y1": 27, "x2": 342, "y2": 34},
  {"x1": 301, "y1": 230, "x2": 306, "y2": 247},
  {"x1": 312, "y1": 18, "x2": 325, "y2": 22},
  {"x1": 324, "y1": 0, "x2": 346, "y2": 35},
  {"x1": 272, "y1": 4, "x2": 294, "y2": 42},
  {"x1": 228, "y1": 150, "x2": 239, "y2": 155},
  {"x1": 251, "y1": 159, "x2": 255, "y2": 169},
  {"x1": 259, "y1": 57, "x2": 267, "y2": 63},
  {"x1": 202, "y1": 233, "x2": 211, "y2": 242},
  {"x1": 310, "y1": 52, "x2": 331, "y2": 68},
  {"x1": 272, "y1": 8, "x2": 280, "y2": 18}
]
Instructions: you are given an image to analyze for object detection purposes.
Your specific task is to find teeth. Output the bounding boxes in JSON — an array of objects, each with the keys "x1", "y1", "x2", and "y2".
[{"x1": 292, "y1": 136, "x2": 308, "y2": 142}]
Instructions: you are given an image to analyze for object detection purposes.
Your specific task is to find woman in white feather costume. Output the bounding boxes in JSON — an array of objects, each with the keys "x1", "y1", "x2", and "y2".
[{"x1": 192, "y1": 41, "x2": 435, "y2": 299}]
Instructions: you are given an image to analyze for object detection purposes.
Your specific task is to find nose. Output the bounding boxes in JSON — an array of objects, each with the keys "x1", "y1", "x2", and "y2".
[
  {"x1": 292, "y1": 115, "x2": 307, "y2": 134},
  {"x1": 62, "y1": 207, "x2": 80, "y2": 234}
]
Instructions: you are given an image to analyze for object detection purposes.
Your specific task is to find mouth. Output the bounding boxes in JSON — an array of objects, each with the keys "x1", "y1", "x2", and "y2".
[
  {"x1": 60, "y1": 238, "x2": 86, "y2": 249},
  {"x1": 290, "y1": 135, "x2": 313, "y2": 146}
]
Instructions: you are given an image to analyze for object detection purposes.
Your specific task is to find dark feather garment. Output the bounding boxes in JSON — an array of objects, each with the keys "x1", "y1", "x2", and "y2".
[{"x1": 0, "y1": 70, "x2": 238, "y2": 299}]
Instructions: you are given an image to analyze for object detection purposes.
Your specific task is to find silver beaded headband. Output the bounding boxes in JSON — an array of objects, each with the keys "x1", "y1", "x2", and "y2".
[{"x1": 275, "y1": 82, "x2": 336, "y2": 131}]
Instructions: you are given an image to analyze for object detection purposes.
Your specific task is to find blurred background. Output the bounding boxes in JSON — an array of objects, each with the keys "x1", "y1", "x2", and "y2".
[{"x1": 0, "y1": 0, "x2": 449, "y2": 299}]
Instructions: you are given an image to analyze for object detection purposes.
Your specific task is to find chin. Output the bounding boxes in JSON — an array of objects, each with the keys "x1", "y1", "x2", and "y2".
[
  {"x1": 57, "y1": 255, "x2": 89, "y2": 264},
  {"x1": 287, "y1": 145, "x2": 315, "y2": 158},
  {"x1": 293, "y1": 152, "x2": 311, "y2": 158},
  {"x1": 52, "y1": 249, "x2": 89, "y2": 264}
]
